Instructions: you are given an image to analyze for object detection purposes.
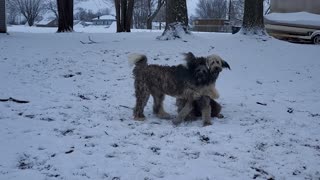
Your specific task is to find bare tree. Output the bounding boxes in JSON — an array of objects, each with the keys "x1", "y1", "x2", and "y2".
[
  {"x1": 241, "y1": 0, "x2": 265, "y2": 35},
  {"x1": 132, "y1": 0, "x2": 165, "y2": 29},
  {"x1": 57, "y1": 0, "x2": 73, "y2": 32},
  {"x1": 75, "y1": 8, "x2": 106, "y2": 21},
  {"x1": 5, "y1": 0, "x2": 20, "y2": 25},
  {"x1": 229, "y1": 0, "x2": 244, "y2": 26},
  {"x1": 153, "y1": 3, "x2": 166, "y2": 29},
  {"x1": 146, "y1": 0, "x2": 165, "y2": 29},
  {"x1": 10, "y1": 0, "x2": 43, "y2": 26},
  {"x1": 44, "y1": 0, "x2": 58, "y2": 19},
  {"x1": 133, "y1": 0, "x2": 150, "y2": 29},
  {"x1": 195, "y1": 0, "x2": 227, "y2": 19},
  {"x1": 158, "y1": 0, "x2": 189, "y2": 40}
]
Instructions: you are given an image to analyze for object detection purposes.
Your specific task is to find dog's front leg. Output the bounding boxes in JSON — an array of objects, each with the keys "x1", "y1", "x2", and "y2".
[
  {"x1": 198, "y1": 96, "x2": 212, "y2": 126},
  {"x1": 172, "y1": 98, "x2": 193, "y2": 125}
]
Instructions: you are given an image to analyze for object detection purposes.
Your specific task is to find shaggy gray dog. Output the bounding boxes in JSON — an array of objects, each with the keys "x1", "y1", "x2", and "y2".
[
  {"x1": 176, "y1": 54, "x2": 230, "y2": 125},
  {"x1": 129, "y1": 52, "x2": 217, "y2": 125}
]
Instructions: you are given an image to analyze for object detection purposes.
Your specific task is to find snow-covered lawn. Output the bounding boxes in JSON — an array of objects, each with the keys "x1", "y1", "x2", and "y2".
[{"x1": 0, "y1": 28, "x2": 319, "y2": 180}]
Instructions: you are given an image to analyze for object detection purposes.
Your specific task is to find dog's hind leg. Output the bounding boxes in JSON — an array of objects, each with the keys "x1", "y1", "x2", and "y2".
[
  {"x1": 152, "y1": 92, "x2": 171, "y2": 119},
  {"x1": 210, "y1": 99, "x2": 223, "y2": 118},
  {"x1": 176, "y1": 98, "x2": 197, "y2": 120},
  {"x1": 172, "y1": 99, "x2": 194, "y2": 125},
  {"x1": 133, "y1": 83, "x2": 150, "y2": 121}
]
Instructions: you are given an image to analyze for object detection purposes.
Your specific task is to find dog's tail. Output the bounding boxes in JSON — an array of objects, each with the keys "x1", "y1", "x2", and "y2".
[{"x1": 128, "y1": 53, "x2": 147, "y2": 67}]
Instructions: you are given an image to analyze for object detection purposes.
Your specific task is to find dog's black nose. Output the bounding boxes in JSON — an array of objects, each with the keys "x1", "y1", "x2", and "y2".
[{"x1": 215, "y1": 67, "x2": 222, "y2": 72}]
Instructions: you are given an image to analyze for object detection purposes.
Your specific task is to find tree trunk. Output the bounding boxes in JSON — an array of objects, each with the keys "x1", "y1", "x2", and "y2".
[
  {"x1": 120, "y1": 0, "x2": 127, "y2": 31},
  {"x1": 158, "y1": 0, "x2": 189, "y2": 40},
  {"x1": 57, "y1": 0, "x2": 74, "y2": 32},
  {"x1": 114, "y1": 0, "x2": 134, "y2": 32},
  {"x1": 125, "y1": 0, "x2": 134, "y2": 32},
  {"x1": 241, "y1": 0, "x2": 265, "y2": 35},
  {"x1": 114, "y1": 0, "x2": 122, "y2": 32},
  {"x1": 0, "y1": 0, "x2": 7, "y2": 33},
  {"x1": 146, "y1": 0, "x2": 165, "y2": 29}
]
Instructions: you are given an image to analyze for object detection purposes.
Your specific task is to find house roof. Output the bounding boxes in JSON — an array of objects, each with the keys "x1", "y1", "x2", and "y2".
[
  {"x1": 35, "y1": 17, "x2": 56, "y2": 25},
  {"x1": 93, "y1": 15, "x2": 116, "y2": 21}
]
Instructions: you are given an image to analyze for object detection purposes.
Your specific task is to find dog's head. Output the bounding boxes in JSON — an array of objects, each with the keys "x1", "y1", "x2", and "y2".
[
  {"x1": 183, "y1": 52, "x2": 210, "y2": 86},
  {"x1": 206, "y1": 54, "x2": 231, "y2": 81}
]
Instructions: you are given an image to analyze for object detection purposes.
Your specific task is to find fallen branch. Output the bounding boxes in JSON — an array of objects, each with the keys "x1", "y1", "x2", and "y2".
[
  {"x1": 119, "y1": 105, "x2": 133, "y2": 110},
  {"x1": 80, "y1": 36, "x2": 98, "y2": 44},
  {"x1": 0, "y1": 97, "x2": 29, "y2": 104},
  {"x1": 256, "y1": 102, "x2": 267, "y2": 106}
]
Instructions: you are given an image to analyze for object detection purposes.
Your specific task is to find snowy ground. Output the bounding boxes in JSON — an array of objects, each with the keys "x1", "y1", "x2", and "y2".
[{"x1": 0, "y1": 27, "x2": 320, "y2": 180}]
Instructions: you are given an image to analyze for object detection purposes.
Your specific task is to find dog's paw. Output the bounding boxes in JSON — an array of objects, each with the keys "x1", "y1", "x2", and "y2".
[
  {"x1": 216, "y1": 114, "x2": 224, "y2": 119},
  {"x1": 203, "y1": 121, "x2": 212, "y2": 126},
  {"x1": 156, "y1": 112, "x2": 172, "y2": 120},
  {"x1": 134, "y1": 116, "x2": 146, "y2": 121},
  {"x1": 172, "y1": 118, "x2": 183, "y2": 126}
]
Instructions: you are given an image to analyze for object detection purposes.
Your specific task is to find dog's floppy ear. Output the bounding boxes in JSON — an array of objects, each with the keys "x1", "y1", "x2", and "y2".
[{"x1": 221, "y1": 60, "x2": 231, "y2": 70}]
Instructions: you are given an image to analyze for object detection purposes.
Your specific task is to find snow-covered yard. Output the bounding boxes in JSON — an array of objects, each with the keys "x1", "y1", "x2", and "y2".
[{"x1": 0, "y1": 28, "x2": 319, "y2": 180}]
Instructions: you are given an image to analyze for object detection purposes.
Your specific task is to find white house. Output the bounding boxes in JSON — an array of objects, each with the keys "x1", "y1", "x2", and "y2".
[{"x1": 92, "y1": 15, "x2": 116, "y2": 26}]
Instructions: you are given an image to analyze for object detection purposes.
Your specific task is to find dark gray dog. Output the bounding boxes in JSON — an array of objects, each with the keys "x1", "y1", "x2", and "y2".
[{"x1": 129, "y1": 52, "x2": 215, "y2": 124}]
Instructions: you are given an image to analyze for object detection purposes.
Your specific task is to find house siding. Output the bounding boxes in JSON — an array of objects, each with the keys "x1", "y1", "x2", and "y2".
[
  {"x1": 92, "y1": 19, "x2": 115, "y2": 26},
  {"x1": 271, "y1": 0, "x2": 320, "y2": 14},
  {"x1": 0, "y1": 0, "x2": 6, "y2": 33},
  {"x1": 192, "y1": 19, "x2": 232, "y2": 33}
]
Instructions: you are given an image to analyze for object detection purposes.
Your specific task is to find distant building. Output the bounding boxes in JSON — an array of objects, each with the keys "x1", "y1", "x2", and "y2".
[
  {"x1": 92, "y1": 15, "x2": 116, "y2": 26},
  {"x1": 192, "y1": 19, "x2": 231, "y2": 33},
  {"x1": 152, "y1": 22, "x2": 165, "y2": 30},
  {"x1": 270, "y1": 0, "x2": 320, "y2": 14},
  {"x1": 35, "y1": 18, "x2": 58, "y2": 27},
  {"x1": 0, "y1": 0, "x2": 6, "y2": 33}
]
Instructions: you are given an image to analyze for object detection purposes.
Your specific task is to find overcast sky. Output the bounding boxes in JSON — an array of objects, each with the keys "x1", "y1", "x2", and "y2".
[
  {"x1": 76, "y1": 0, "x2": 199, "y2": 17},
  {"x1": 187, "y1": 0, "x2": 198, "y2": 16}
]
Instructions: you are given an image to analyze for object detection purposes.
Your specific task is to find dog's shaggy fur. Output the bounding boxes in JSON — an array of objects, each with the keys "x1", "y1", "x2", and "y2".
[
  {"x1": 176, "y1": 53, "x2": 230, "y2": 125},
  {"x1": 129, "y1": 52, "x2": 218, "y2": 125}
]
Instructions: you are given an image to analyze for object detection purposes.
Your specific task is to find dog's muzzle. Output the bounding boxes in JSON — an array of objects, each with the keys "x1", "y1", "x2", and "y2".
[{"x1": 194, "y1": 66, "x2": 209, "y2": 85}]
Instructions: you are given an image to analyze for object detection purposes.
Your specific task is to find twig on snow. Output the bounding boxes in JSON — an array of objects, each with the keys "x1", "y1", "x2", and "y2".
[
  {"x1": 256, "y1": 102, "x2": 267, "y2": 106},
  {"x1": 80, "y1": 36, "x2": 98, "y2": 44},
  {"x1": 0, "y1": 97, "x2": 29, "y2": 104},
  {"x1": 119, "y1": 105, "x2": 133, "y2": 110}
]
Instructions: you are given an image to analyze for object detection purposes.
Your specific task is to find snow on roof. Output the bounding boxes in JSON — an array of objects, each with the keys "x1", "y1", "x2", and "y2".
[
  {"x1": 92, "y1": 15, "x2": 116, "y2": 21},
  {"x1": 264, "y1": 11, "x2": 320, "y2": 28},
  {"x1": 35, "y1": 17, "x2": 56, "y2": 25},
  {"x1": 35, "y1": 12, "x2": 56, "y2": 25}
]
